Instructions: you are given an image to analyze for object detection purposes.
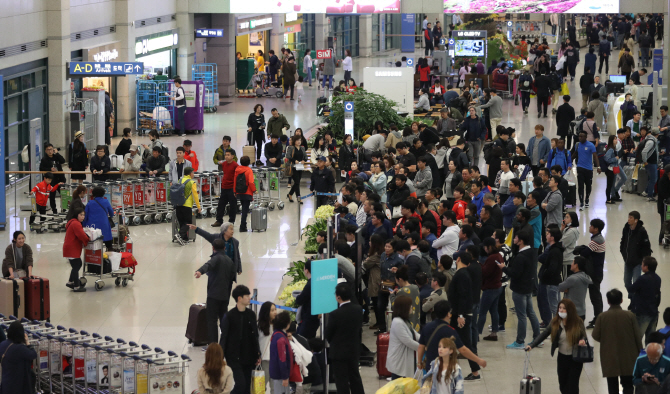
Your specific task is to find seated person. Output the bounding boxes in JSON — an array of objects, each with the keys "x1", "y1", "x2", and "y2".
[
  {"x1": 414, "y1": 89, "x2": 430, "y2": 114},
  {"x1": 145, "y1": 146, "x2": 167, "y2": 177},
  {"x1": 633, "y1": 343, "x2": 670, "y2": 390},
  {"x1": 1, "y1": 231, "x2": 33, "y2": 278},
  {"x1": 429, "y1": 82, "x2": 447, "y2": 105}
]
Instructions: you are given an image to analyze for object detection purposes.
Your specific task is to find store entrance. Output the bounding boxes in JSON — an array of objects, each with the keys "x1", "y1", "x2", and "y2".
[{"x1": 73, "y1": 77, "x2": 118, "y2": 138}]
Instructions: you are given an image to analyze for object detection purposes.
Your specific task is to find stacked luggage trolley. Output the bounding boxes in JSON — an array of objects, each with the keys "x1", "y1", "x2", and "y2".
[
  {"x1": 251, "y1": 166, "x2": 285, "y2": 211},
  {"x1": 0, "y1": 314, "x2": 191, "y2": 394}
]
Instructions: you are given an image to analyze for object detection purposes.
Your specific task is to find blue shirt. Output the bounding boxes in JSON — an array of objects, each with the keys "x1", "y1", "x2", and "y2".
[
  {"x1": 576, "y1": 141, "x2": 597, "y2": 170},
  {"x1": 660, "y1": 326, "x2": 670, "y2": 358},
  {"x1": 425, "y1": 233, "x2": 438, "y2": 263}
]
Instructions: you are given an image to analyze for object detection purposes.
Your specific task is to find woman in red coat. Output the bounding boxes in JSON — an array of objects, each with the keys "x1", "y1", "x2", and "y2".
[{"x1": 63, "y1": 207, "x2": 89, "y2": 292}]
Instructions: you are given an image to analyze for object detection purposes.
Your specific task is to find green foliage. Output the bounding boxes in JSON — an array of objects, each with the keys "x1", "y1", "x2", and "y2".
[
  {"x1": 303, "y1": 219, "x2": 327, "y2": 254},
  {"x1": 283, "y1": 259, "x2": 308, "y2": 283},
  {"x1": 321, "y1": 89, "x2": 407, "y2": 140}
]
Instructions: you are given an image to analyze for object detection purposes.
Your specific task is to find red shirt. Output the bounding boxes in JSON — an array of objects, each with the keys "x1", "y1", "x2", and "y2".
[
  {"x1": 184, "y1": 150, "x2": 199, "y2": 172},
  {"x1": 63, "y1": 219, "x2": 90, "y2": 258},
  {"x1": 452, "y1": 200, "x2": 467, "y2": 221},
  {"x1": 419, "y1": 66, "x2": 430, "y2": 82},
  {"x1": 31, "y1": 180, "x2": 53, "y2": 206},
  {"x1": 221, "y1": 160, "x2": 239, "y2": 189}
]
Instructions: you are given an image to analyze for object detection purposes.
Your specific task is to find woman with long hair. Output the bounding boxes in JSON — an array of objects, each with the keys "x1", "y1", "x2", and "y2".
[
  {"x1": 387, "y1": 296, "x2": 420, "y2": 379},
  {"x1": 286, "y1": 136, "x2": 307, "y2": 204},
  {"x1": 0, "y1": 320, "x2": 38, "y2": 394},
  {"x1": 310, "y1": 135, "x2": 329, "y2": 166},
  {"x1": 63, "y1": 207, "x2": 89, "y2": 292},
  {"x1": 443, "y1": 160, "x2": 462, "y2": 204},
  {"x1": 115, "y1": 127, "x2": 133, "y2": 157},
  {"x1": 422, "y1": 337, "x2": 463, "y2": 394},
  {"x1": 258, "y1": 302, "x2": 277, "y2": 394},
  {"x1": 369, "y1": 162, "x2": 387, "y2": 201},
  {"x1": 603, "y1": 135, "x2": 620, "y2": 204},
  {"x1": 338, "y1": 134, "x2": 355, "y2": 177},
  {"x1": 561, "y1": 212, "x2": 580, "y2": 274},
  {"x1": 478, "y1": 238, "x2": 504, "y2": 341},
  {"x1": 2, "y1": 231, "x2": 33, "y2": 279},
  {"x1": 363, "y1": 234, "x2": 385, "y2": 330},
  {"x1": 418, "y1": 58, "x2": 431, "y2": 92},
  {"x1": 197, "y1": 343, "x2": 235, "y2": 394},
  {"x1": 248, "y1": 103, "x2": 266, "y2": 164},
  {"x1": 293, "y1": 128, "x2": 308, "y2": 148},
  {"x1": 512, "y1": 143, "x2": 532, "y2": 169},
  {"x1": 384, "y1": 156, "x2": 396, "y2": 180},
  {"x1": 69, "y1": 131, "x2": 88, "y2": 183},
  {"x1": 66, "y1": 185, "x2": 87, "y2": 222},
  {"x1": 526, "y1": 299, "x2": 587, "y2": 394}
]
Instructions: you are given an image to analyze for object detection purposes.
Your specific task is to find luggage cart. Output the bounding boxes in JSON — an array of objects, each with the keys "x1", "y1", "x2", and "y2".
[
  {"x1": 136, "y1": 80, "x2": 175, "y2": 135},
  {"x1": 127, "y1": 179, "x2": 149, "y2": 225},
  {"x1": 82, "y1": 227, "x2": 135, "y2": 291},
  {"x1": 192, "y1": 63, "x2": 219, "y2": 113},
  {"x1": 202, "y1": 170, "x2": 222, "y2": 218},
  {"x1": 265, "y1": 167, "x2": 285, "y2": 210},
  {"x1": 153, "y1": 177, "x2": 171, "y2": 222},
  {"x1": 29, "y1": 195, "x2": 66, "y2": 234}
]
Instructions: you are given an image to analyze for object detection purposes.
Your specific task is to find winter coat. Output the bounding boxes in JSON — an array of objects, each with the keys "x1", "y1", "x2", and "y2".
[
  {"x1": 387, "y1": 317, "x2": 420, "y2": 378},
  {"x1": 338, "y1": 144, "x2": 355, "y2": 172},
  {"x1": 620, "y1": 221, "x2": 652, "y2": 268},
  {"x1": 587, "y1": 99, "x2": 605, "y2": 134},
  {"x1": 592, "y1": 305, "x2": 643, "y2": 377},
  {"x1": 267, "y1": 114, "x2": 290, "y2": 138},
  {"x1": 414, "y1": 167, "x2": 433, "y2": 197},
  {"x1": 542, "y1": 190, "x2": 563, "y2": 226},
  {"x1": 168, "y1": 159, "x2": 193, "y2": 184},
  {"x1": 538, "y1": 243, "x2": 564, "y2": 286},
  {"x1": 556, "y1": 103, "x2": 576, "y2": 137},
  {"x1": 2, "y1": 243, "x2": 34, "y2": 278},
  {"x1": 197, "y1": 365, "x2": 234, "y2": 394},
  {"x1": 562, "y1": 227, "x2": 580, "y2": 265},
  {"x1": 380, "y1": 252, "x2": 404, "y2": 281},
  {"x1": 526, "y1": 136, "x2": 551, "y2": 165},
  {"x1": 62, "y1": 218, "x2": 90, "y2": 259},
  {"x1": 363, "y1": 253, "x2": 381, "y2": 295},
  {"x1": 31, "y1": 180, "x2": 53, "y2": 207},
  {"x1": 458, "y1": 116, "x2": 487, "y2": 142},
  {"x1": 82, "y1": 197, "x2": 115, "y2": 242},
  {"x1": 90, "y1": 155, "x2": 111, "y2": 182},
  {"x1": 0, "y1": 340, "x2": 37, "y2": 394},
  {"x1": 197, "y1": 251, "x2": 237, "y2": 302},
  {"x1": 40, "y1": 153, "x2": 66, "y2": 184},
  {"x1": 283, "y1": 62, "x2": 297, "y2": 86},
  {"x1": 269, "y1": 330, "x2": 294, "y2": 380}
]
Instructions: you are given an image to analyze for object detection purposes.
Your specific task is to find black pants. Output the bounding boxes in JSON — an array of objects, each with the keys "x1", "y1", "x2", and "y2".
[
  {"x1": 531, "y1": 165, "x2": 542, "y2": 178},
  {"x1": 344, "y1": 70, "x2": 352, "y2": 84},
  {"x1": 537, "y1": 96, "x2": 549, "y2": 115},
  {"x1": 607, "y1": 376, "x2": 634, "y2": 394},
  {"x1": 450, "y1": 315, "x2": 480, "y2": 373},
  {"x1": 206, "y1": 297, "x2": 227, "y2": 344},
  {"x1": 624, "y1": 71, "x2": 631, "y2": 84},
  {"x1": 598, "y1": 54, "x2": 609, "y2": 74},
  {"x1": 577, "y1": 167, "x2": 594, "y2": 205},
  {"x1": 331, "y1": 359, "x2": 365, "y2": 394},
  {"x1": 30, "y1": 205, "x2": 47, "y2": 224},
  {"x1": 424, "y1": 40, "x2": 434, "y2": 56},
  {"x1": 557, "y1": 353, "x2": 583, "y2": 394},
  {"x1": 175, "y1": 205, "x2": 192, "y2": 239},
  {"x1": 561, "y1": 134, "x2": 575, "y2": 151},
  {"x1": 69, "y1": 258, "x2": 82, "y2": 287},
  {"x1": 376, "y1": 291, "x2": 390, "y2": 331},
  {"x1": 567, "y1": 63, "x2": 577, "y2": 78},
  {"x1": 253, "y1": 132, "x2": 264, "y2": 160},
  {"x1": 498, "y1": 288, "x2": 508, "y2": 325},
  {"x1": 660, "y1": 213, "x2": 666, "y2": 244},
  {"x1": 177, "y1": 106, "x2": 186, "y2": 136},
  {"x1": 216, "y1": 188, "x2": 237, "y2": 223},
  {"x1": 289, "y1": 170, "x2": 302, "y2": 197},
  {"x1": 297, "y1": 315, "x2": 320, "y2": 339},
  {"x1": 230, "y1": 364, "x2": 254, "y2": 394},
  {"x1": 239, "y1": 199, "x2": 251, "y2": 229},
  {"x1": 284, "y1": 83, "x2": 295, "y2": 99},
  {"x1": 521, "y1": 91, "x2": 531, "y2": 110},
  {"x1": 49, "y1": 183, "x2": 61, "y2": 212},
  {"x1": 605, "y1": 170, "x2": 615, "y2": 201},
  {"x1": 105, "y1": 116, "x2": 112, "y2": 145},
  {"x1": 315, "y1": 195, "x2": 329, "y2": 209},
  {"x1": 588, "y1": 278, "x2": 603, "y2": 322}
]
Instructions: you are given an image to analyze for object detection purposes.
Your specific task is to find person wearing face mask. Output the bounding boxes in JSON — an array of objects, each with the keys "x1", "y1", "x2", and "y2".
[{"x1": 526, "y1": 299, "x2": 587, "y2": 394}]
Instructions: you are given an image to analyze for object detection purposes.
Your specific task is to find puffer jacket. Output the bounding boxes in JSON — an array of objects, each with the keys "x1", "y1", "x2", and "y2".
[
  {"x1": 620, "y1": 221, "x2": 652, "y2": 268},
  {"x1": 63, "y1": 218, "x2": 90, "y2": 259}
]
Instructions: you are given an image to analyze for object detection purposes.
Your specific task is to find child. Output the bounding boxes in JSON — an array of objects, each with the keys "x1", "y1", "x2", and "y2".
[
  {"x1": 452, "y1": 186, "x2": 467, "y2": 221},
  {"x1": 30, "y1": 172, "x2": 57, "y2": 224},
  {"x1": 183, "y1": 140, "x2": 199, "y2": 172},
  {"x1": 550, "y1": 137, "x2": 558, "y2": 150},
  {"x1": 422, "y1": 337, "x2": 464, "y2": 394},
  {"x1": 316, "y1": 63, "x2": 324, "y2": 90},
  {"x1": 295, "y1": 75, "x2": 305, "y2": 103}
]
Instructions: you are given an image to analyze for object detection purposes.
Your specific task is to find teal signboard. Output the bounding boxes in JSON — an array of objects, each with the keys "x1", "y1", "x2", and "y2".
[{"x1": 311, "y1": 258, "x2": 339, "y2": 315}]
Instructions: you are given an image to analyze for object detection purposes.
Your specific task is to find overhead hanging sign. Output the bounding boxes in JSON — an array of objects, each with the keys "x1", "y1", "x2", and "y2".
[
  {"x1": 195, "y1": 29, "x2": 224, "y2": 38},
  {"x1": 443, "y1": 0, "x2": 618, "y2": 13},
  {"x1": 69, "y1": 62, "x2": 145, "y2": 76}
]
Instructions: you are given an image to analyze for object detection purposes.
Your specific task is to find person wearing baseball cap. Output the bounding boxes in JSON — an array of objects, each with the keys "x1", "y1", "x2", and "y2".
[
  {"x1": 120, "y1": 144, "x2": 142, "y2": 180},
  {"x1": 311, "y1": 156, "x2": 334, "y2": 209}
]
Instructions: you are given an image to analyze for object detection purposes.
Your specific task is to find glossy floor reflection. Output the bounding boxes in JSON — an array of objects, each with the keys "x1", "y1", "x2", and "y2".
[{"x1": 2, "y1": 45, "x2": 669, "y2": 393}]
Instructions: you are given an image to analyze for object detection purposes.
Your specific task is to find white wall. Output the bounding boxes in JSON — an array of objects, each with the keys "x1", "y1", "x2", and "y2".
[
  {"x1": 70, "y1": 0, "x2": 115, "y2": 32},
  {"x1": 0, "y1": 1, "x2": 47, "y2": 70},
  {"x1": 136, "y1": 0, "x2": 177, "y2": 19},
  {"x1": 188, "y1": 0, "x2": 230, "y2": 13}
]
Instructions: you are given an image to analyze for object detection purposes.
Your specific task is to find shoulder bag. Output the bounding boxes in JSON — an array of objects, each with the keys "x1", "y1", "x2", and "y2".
[
  {"x1": 284, "y1": 148, "x2": 294, "y2": 177},
  {"x1": 572, "y1": 336, "x2": 594, "y2": 363},
  {"x1": 93, "y1": 198, "x2": 115, "y2": 227}
]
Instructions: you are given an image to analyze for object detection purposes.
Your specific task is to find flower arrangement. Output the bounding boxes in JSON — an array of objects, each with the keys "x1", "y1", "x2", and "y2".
[
  {"x1": 314, "y1": 205, "x2": 335, "y2": 221},
  {"x1": 303, "y1": 219, "x2": 327, "y2": 254},
  {"x1": 278, "y1": 279, "x2": 307, "y2": 308}
]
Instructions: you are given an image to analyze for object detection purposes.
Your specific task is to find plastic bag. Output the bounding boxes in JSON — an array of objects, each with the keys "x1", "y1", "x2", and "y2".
[
  {"x1": 375, "y1": 377, "x2": 419, "y2": 394},
  {"x1": 564, "y1": 169, "x2": 577, "y2": 184},
  {"x1": 560, "y1": 82, "x2": 570, "y2": 96},
  {"x1": 107, "y1": 252, "x2": 122, "y2": 271},
  {"x1": 251, "y1": 366, "x2": 265, "y2": 394}
]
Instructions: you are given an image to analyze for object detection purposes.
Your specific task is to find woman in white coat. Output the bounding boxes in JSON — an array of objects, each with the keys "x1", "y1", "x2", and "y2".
[{"x1": 387, "y1": 296, "x2": 420, "y2": 379}]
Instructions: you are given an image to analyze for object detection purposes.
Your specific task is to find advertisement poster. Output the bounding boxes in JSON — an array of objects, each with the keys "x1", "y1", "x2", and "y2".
[
  {"x1": 110, "y1": 365, "x2": 123, "y2": 387},
  {"x1": 443, "y1": 0, "x2": 618, "y2": 13},
  {"x1": 99, "y1": 364, "x2": 110, "y2": 386},
  {"x1": 182, "y1": 84, "x2": 197, "y2": 108},
  {"x1": 249, "y1": 32, "x2": 263, "y2": 47},
  {"x1": 232, "y1": 0, "x2": 400, "y2": 13},
  {"x1": 311, "y1": 258, "x2": 339, "y2": 315}
]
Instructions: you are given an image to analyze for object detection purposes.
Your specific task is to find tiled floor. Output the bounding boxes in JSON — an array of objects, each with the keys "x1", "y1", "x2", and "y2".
[{"x1": 4, "y1": 45, "x2": 669, "y2": 393}]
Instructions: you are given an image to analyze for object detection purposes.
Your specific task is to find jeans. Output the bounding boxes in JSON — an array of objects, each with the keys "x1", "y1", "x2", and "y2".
[
  {"x1": 239, "y1": 199, "x2": 251, "y2": 229},
  {"x1": 206, "y1": 297, "x2": 227, "y2": 344},
  {"x1": 537, "y1": 284, "x2": 560, "y2": 325},
  {"x1": 557, "y1": 353, "x2": 583, "y2": 394},
  {"x1": 175, "y1": 205, "x2": 192, "y2": 239},
  {"x1": 614, "y1": 167, "x2": 627, "y2": 198},
  {"x1": 577, "y1": 167, "x2": 594, "y2": 205},
  {"x1": 376, "y1": 291, "x2": 390, "y2": 331},
  {"x1": 499, "y1": 287, "x2": 508, "y2": 325},
  {"x1": 637, "y1": 314, "x2": 659, "y2": 345},
  {"x1": 68, "y1": 258, "x2": 83, "y2": 287},
  {"x1": 307, "y1": 67, "x2": 312, "y2": 86},
  {"x1": 177, "y1": 106, "x2": 186, "y2": 135},
  {"x1": 646, "y1": 163, "x2": 658, "y2": 196},
  {"x1": 216, "y1": 188, "x2": 237, "y2": 223},
  {"x1": 322, "y1": 75, "x2": 333, "y2": 89},
  {"x1": 537, "y1": 96, "x2": 549, "y2": 115},
  {"x1": 512, "y1": 291, "x2": 541, "y2": 344},
  {"x1": 49, "y1": 183, "x2": 61, "y2": 212},
  {"x1": 253, "y1": 132, "x2": 265, "y2": 160},
  {"x1": 607, "y1": 376, "x2": 634, "y2": 394},
  {"x1": 641, "y1": 47, "x2": 650, "y2": 67},
  {"x1": 605, "y1": 170, "x2": 615, "y2": 201},
  {"x1": 231, "y1": 364, "x2": 254, "y2": 394},
  {"x1": 552, "y1": 24, "x2": 557, "y2": 35},
  {"x1": 598, "y1": 54, "x2": 609, "y2": 74},
  {"x1": 588, "y1": 278, "x2": 603, "y2": 322},
  {"x1": 521, "y1": 91, "x2": 531, "y2": 110},
  {"x1": 623, "y1": 264, "x2": 642, "y2": 296},
  {"x1": 478, "y1": 287, "x2": 502, "y2": 333},
  {"x1": 467, "y1": 140, "x2": 482, "y2": 168},
  {"x1": 344, "y1": 70, "x2": 352, "y2": 84}
]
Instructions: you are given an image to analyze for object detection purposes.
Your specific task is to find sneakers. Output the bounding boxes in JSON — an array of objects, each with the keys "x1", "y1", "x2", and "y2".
[
  {"x1": 73, "y1": 287, "x2": 86, "y2": 292},
  {"x1": 641, "y1": 191, "x2": 649, "y2": 197},
  {"x1": 539, "y1": 322, "x2": 547, "y2": 329},
  {"x1": 174, "y1": 234, "x2": 186, "y2": 246},
  {"x1": 585, "y1": 203, "x2": 590, "y2": 208},
  {"x1": 536, "y1": 341, "x2": 545, "y2": 348},
  {"x1": 211, "y1": 221, "x2": 222, "y2": 227},
  {"x1": 579, "y1": 205, "x2": 584, "y2": 211},
  {"x1": 498, "y1": 325, "x2": 506, "y2": 332},
  {"x1": 239, "y1": 226, "x2": 248, "y2": 232},
  {"x1": 509, "y1": 307, "x2": 516, "y2": 313},
  {"x1": 648, "y1": 197, "x2": 657, "y2": 202},
  {"x1": 464, "y1": 373, "x2": 481, "y2": 381},
  {"x1": 66, "y1": 282, "x2": 75, "y2": 289},
  {"x1": 506, "y1": 341, "x2": 525, "y2": 350}
]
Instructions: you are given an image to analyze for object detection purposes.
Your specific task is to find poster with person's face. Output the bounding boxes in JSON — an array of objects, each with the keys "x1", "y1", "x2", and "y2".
[
  {"x1": 249, "y1": 32, "x2": 263, "y2": 47},
  {"x1": 99, "y1": 364, "x2": 110, "y2": 386}
]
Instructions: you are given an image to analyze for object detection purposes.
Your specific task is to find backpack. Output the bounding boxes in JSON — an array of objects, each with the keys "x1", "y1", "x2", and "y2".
[
  {"x1": 570, "y1": 116, "x2": 587, "y2": 137},
  {"x1": 596, "y1": 143, "x2": 609, "y2": 172},
  {"x1": 235, "y1": 172, "x2": 248, "y2": 194},
  {"x1": 636, "y1": 139, "x2": 648, "y2": 164},
  {"x1": 419, "y1": 257, "x2": 432, "y2": 277},
  {"x1": 169, "y1": 178, "x2": 192, "y2": 206},
  {"x1": 161, "y1": 145, "x2": 170, "y2": 161},
  {"x1": 551, "y1": 148, "x2": 569, "y2": 170}
]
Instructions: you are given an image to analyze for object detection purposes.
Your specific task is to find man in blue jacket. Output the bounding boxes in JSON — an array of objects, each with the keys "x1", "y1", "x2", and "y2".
[
  {"x1": 458, "y1": 106, "x2": 487, "y2": 168},
  {"x1": 546, "y1": 139, "x2": 572, "y2": 175},
  {"x1": 501, "y1": 180, "x2": 523, "y2": 232},
  {"x1": 598, "y1": 35, "x2": 611, "y2": 74},
  {"x1": 526, "y1": 125, "x2": 551, "y2": 178},
  {"x1": 470, "y1": 179, "x2": 486, "y2": 219},
  {"x1": 526, "y1": 190, "x2": 543, "y2": 250}
]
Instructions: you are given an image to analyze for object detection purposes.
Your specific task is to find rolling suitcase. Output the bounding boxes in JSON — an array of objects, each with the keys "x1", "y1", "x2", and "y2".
[
  {"x1": 566, "y1": 184, "x2": 577, "y2": 207},
  {"x1": 171, "y1": 209, "x2": 196, "y2": 242},
  {"x1": 23, "y1": 276, "x2": 50, "y2": 321},
  {"x1": 0, "y1": 278, "x2": 25, "y2": 319},
  {"x1": 622, "y1": 165, "x2": 636, "y2": 193},
  {"x1": 243, "y1": 145, "x2": 256, "y2": 161},
  {"x1": 185, "y1": 303, "x2": 209, "y2": 346},
  {"x1": 520, "y1": 352, "x2": 541, "y2": 394},
  {"x1": 376, "y1": 333, "x2": 392, "y2": 378},
  {"x1": 251, "y1": 205, "x2": 268, "y2": 232},
  {"x1": 637, "y1": 165, "x2": 649, "y2": 195}
]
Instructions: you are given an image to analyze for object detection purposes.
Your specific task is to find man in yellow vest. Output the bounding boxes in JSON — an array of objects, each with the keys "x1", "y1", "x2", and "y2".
[{"x1": 175, "y1": 167, "x2": 201, "y2": 245}]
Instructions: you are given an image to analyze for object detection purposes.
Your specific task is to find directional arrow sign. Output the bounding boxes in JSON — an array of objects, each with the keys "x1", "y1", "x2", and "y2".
[{"x1": 69, "y1": 62, "x2": 145, "y2": 76}]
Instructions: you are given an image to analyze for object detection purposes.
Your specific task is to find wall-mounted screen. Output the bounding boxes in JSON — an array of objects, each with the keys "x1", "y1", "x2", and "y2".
[
  {"x1": 444, "y1": 0, "x2": 618, "y2": 13},
  {"x1": 455, "y1": 40, "x2": 484, "y2": 57},
  {"x1": 231, "y1": 0, "x2": 401, "y2": 13}
]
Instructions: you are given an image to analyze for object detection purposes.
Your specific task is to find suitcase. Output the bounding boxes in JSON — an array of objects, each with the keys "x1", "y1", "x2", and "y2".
[
  {"x1": 520, "y1": 353, "x2": 541, "y2": 394},
  {"x1": 637, "y1": 165, "x2": 649, "y2": 194},
  {"x1": 376, "y1": 333, "x2": 392, "y2": 378},
  {"x1": 243, "y1": 145, "x2": 256, "y2": 161},
  {"x1": 622, "y1": 165, "x2": 636, "y2": 193},
  {"x1": 566, "y1": 184, "x2": 577, "y2": 207},
  {"x1": 110, "y1": 154, "x2": 122, "y2": 169},
  {"x1": 0, "y1": 278, "x2": 25, "y2": 319},
  {"x1": 171, "y1": 209, "x2": 196, "y2": 242},
  {"x1": 316, "y1": 96, "x2": 328, "y2": 116},
  {"x1": 87, "y1": 258, "x2": 113, "y2": 274},
  {"x1": 23, "y1": 276, "x2": 50, "y2": 321},
  {"x1": 251, "y1": 205, "x2": 268, "y2": 232},
  {"x1": 185, "y1": 304, "x2": 209, "y2": 346}
]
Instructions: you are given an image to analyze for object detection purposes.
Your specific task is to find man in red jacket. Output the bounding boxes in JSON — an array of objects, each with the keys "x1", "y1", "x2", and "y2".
[
  {"x1": 213, "y1": 149, "x2": 238, "y2": 228},
  {"x1": 183, "y1": 140, "x2": 199, "y2": 172},
  {"x1": 30, "y1": 172, "x2": 57, "y2": 224},
  {"x1": 234, "y1": 156, "x2": 257, "y2": 232}
]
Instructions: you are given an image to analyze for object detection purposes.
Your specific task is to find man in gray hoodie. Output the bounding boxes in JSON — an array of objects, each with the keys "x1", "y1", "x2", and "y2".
[
  {"x1": 558, "y1": 256, "x2": 593, "y2": 320},
  {"x1": 414, "y1": 157, "x2": 433, "y2": 197},
  {"x1": 541, "y1": 175, "x2": 564, "y2": 227}
]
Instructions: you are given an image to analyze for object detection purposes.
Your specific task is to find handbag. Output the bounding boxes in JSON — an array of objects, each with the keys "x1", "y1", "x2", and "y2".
[
  {"x1": 392, "y1": 205, "x2": 402, "y2": 219},
  {"x1": 612, "y1": 165, "x2": 621, "y2": 174},
  {"x1": 380, "y1": 279, "x2": 395, "y2": 293},
  {"x1": 93, "y1": 199, "x2": 115, "y2": 227},
  {"x1": 572, "y1": 337, "x2": 594, "y2": 363}
]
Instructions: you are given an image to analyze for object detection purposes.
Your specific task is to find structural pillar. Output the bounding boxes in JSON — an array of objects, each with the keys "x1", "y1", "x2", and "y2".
[
  {"x1": 177, "y1": 0, "x2": 195, "y2": 81},
  {"x1": 359, "y1": 15, "x2": 373, "y2": 56},
  {"x1": 315, "y1": 14, "x2": 329, "y2": 50},
  {"x1": 46, "y1": 0, "x2": 71, "y2": 149},
  {"x1": 210, "y1": 13, "x2": 237, "y2": 97},
  {"x1": 115, "y1": 0, "x2": 137, "y2": 133},
  {"x1": 271, "y1": 14, "x2": 285, "y2": 53},
  {"x1": 664, "y1": 12, "x2": 669, "y2": 87}
]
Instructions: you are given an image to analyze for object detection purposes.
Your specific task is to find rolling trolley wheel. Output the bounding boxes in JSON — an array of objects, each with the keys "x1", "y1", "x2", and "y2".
[
  {"x1": 79, "y1": 277, "x2": 87, "y2": 287},
  {"x1": 268, "y1": 202, "x2": 275, "y2": 211},
  {"x1": 261, "y1": 202, "x2": 268, "y2": 208},
  {"x1": 123, "y1": 217, "x2": 130, "y2": 226},
  {"x1": 122, "y1": 279, "x2": 128, "y2": 287},
  {"x1": 154, "y1": 213, "x2": 164, "y2": 222},
  {"x1": 115, "y1": 278, "x2": 121, "y2": 286},
  {"x1": 143, "y1": 215, "x2": 153, "y2": 224},
  {"x1": 132, "y1": 216, "x2": 141, "y2": 226},
  {"x1": 210, "y1": 208, "x2": 217, "y2": 217},
  {"x1": 278, "y1": 202, "x2": 285, "y2": 210},
  {"x1": 275, "y1": 91, "x2": 283, "y2": 98},
  {"x1": 165, "y1": 212, "x2": 173, "y2": 222},
  {"x1": 94, "y1": 281, "x2": 104, "y2": 291}
]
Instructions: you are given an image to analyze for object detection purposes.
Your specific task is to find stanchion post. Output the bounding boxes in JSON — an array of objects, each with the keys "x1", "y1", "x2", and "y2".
[
  {"x1": 321, "y1": 313, "x2": 329, "y2": 394},
  {"x1": 13, "y1": 180, "x2": 17, "y2": 217}
]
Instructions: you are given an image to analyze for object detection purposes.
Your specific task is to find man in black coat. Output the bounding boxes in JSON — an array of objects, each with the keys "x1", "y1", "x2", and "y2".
[
  {"x1": 326, "y1": 283, "x2": 365, "y2": 394},
  {"x1": 195, "y1": 239, "x2": 237, "y2": 344},
  {"x1": 311, "y1": 156, "x2": 335, "y2": 208},
  {"x1": 620, "y1": 211, "x2": 653, "y2": 298},
  {"x1": 39, "y1": 143, "x2": 66, "y2": 214},
  {"x1": 556, "y1": 95, "x2": 576, "y2": 149},
  {"x1": 294, "y1": 260, "x2": 320, "y2": 339},
  {"x1": 537, "y1": 228, "x2": 564, "y2": 326},
  {"x1": 657, "y1": 166, "x2": 670, "y2": 244},
  {"x1": 579, "y1": 67, "x2": 595, "y2": 110},
  {"x1": 534, "y1": 73, "x2": 552, "y2": 118},
  {"x1": 263, "y1": 134, "x2": 283, "y2": 167},
  {"x1": 627, "y1": 256, "x2": 662, "y2": 343}
]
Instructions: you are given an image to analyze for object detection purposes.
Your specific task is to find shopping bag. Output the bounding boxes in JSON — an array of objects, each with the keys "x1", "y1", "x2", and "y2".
[
  {"x1": 251, "y1": 366, "x2": 266, "y2": 394},
  {"x1": 375, "y1": 377, "x2": 420, "y2": 394},
  {"x1": 414, "y1": 369, "x2": 431, "y2": 394},
  {"x1": 560, "y1": 82, "x2": 570, "y2": 96},
  {"x1": 505, "y1": 229, "x2": 514, "y2": 248},
  {"x1": 564, "y1": 169, "x2": 577, "y2": 184},
  {"x1": 107, "y1": 252, "x2": 122, "y2": 271}
]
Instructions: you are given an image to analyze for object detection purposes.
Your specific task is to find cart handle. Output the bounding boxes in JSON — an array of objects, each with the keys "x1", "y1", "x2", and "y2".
[
  {"x1": 0, "y1": 324, "x2": 7, "y2": 330},
  {"x1": 82, "y1": 343, "x2": 90, "y2": 348},
  {"x1": 32, "y1": 333, "x2": 40, "y2": 340},
  {"x1": 168, "y1": 351, "x2": 177, "y2": 357},
  {"x1": 92, "y1": 333, "x2": 101, "y2": 339},
  {"x1": 70, "y1": 340, "x2": 79, "y2": 345},
  {"x1": 154, "y1": 347, "x2": 164, "y2": 354},
  {"x1": 69, "y1": 328, "x2": 78, "y2": 334},
  {"x1": 129, "y1": 341, "x2": 138, "y2": 347},
  {"x1": 181, "y1": 354, "x2": 191, "y2": 361},
  {"x1": 80, "y1": 330, "x2": 89, "y2": 336},
  {"x1": 57, "y1": 337, "x2": 66, "y2": 343},
  {"x1": 46, "y1": 334, "x2": 55, "y2": 340},
  {"x1": 119, "y1": 351, "x2": 130, "y2": 357},
  {"x1": 31, "y1": 320, "x2": 40, "y2": 325},
  {"x1": 105, "y1": 336, "x2": 114, "y2": 341},
  {"x1": 9, "y1": 315, "x2": 17, "y2": 320},
  {"x1": 45, "y1": 323, "x2": 54, "y2": 328},
  {"x1": 57, "y1": 325, "x2": 66, "y2": 331},
  {"x1": 106, "y1": 349, "x2": 115, "y2": 354},
  {"x1": 117, "y1": 338, "x2": 127, "y2": 344},
  {"x1": 21, "y1": 317, "x2": 30, "y2": 323},
  {"x1": 142, "y1": 344, "x2": 151, "y2": 350},
  {"x1": 0, "y1": 313, "x2": 4, "y2": 318}
]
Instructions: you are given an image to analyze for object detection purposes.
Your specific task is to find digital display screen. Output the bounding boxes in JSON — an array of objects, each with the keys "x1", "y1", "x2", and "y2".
[
  {"x1": 455, "y1": 40, "x2": 484, "y2": 57},
  {"x1": 231, "y1": 0, "x2": 401, "y2": 13},
  {"x1": 610, "y1": 75, "x2": 627, "y2": 84},
  {"x1": 444, "y1": 0, "x2": 618, "y2": 13},
  {"x1": 195, "y1": 29, "x2": 224, "y2": 38}
]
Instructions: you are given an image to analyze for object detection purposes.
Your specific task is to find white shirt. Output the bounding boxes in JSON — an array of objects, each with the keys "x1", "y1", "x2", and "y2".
[
  {"x1": 519, "y1": 246, "x2": 531, "y2": 252},
  {"x1": 422, "y1": 19, "x2": 428, "y2": 30},
  {"x1": 432, "y1": 225, "x2": 460, "y2": 262},
  {"x1": 342, "y1": 56, "x2": 353, "y2": 72}
]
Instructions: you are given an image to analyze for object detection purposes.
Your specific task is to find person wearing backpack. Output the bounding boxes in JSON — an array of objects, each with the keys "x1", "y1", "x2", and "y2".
[
  {"x1": 546, "y1": 139, "x2": 572, "y2": 175},
  {"x1": 234, "y1": 156, "x2": 257, "y2": 232},
  {"x1": 519, "y1": 69, "x2": 534, "y2": 114},
  {"x1": 173, "y1": 167, "x2": 200, "y2": 245}
]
